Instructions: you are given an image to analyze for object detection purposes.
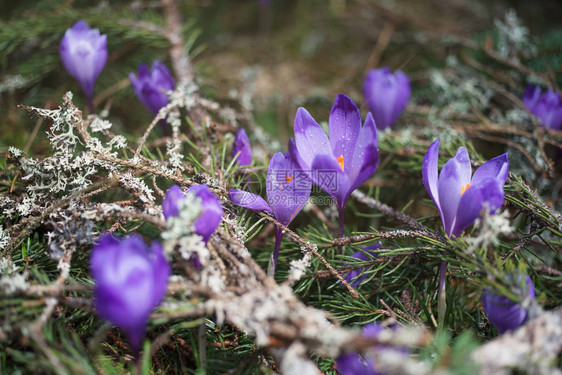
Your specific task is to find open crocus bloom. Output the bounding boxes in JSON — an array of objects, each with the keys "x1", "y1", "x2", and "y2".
[
  {"x1": 293, "y1": 94, "x2": 379, "y2": 234},
  {"x1": 90, "y1": 234, "x2": 170, "y2": 355},
  {"x1": 59, "y1": 20, "x2": 107, "y2": 107},
  {"x1": 422, "y1": 139, "x2": 509, "y2": 238},
  {"x1": 482, "y1": 275, "x2": 535, "y2": 334},
  {"x1": 229, "y1": 140, "x2": 311, "y2": 272}
]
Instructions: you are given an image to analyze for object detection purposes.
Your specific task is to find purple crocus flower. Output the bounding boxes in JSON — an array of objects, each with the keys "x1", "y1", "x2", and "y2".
[
  {"x1": 59, "y1": 20, "x2": 108, "y2": 110},
  {"x1": 363, "y1": 67, "x2": 411, "y2": 130},
  {"x1": 422, "y1": 139, "x2": 509, "y2": 238},
  {"x1": 229, "y1": 140, "x2": 311, "y2": 273},
  {"x1": 342, "y1": 243, "x2": 382, "y2": 288},
  {"x1": 293, "y1": 94, "x2": 379, "y2": 237},
  {"x1": 162, "y1": 184, "x2": 223, "y2": 243},
  {"x1": 337, "y1": 323, "x2": 403, "y2": 375},
  {"x1": 482, "y1": 275, "x2": 535, "y2": 334},
  {"x1": 232, "y1": 128, "x2": 252, "y2": 166},
  {"x1": 90, "y1": 234, "x2": 170, "y2": 355},
  {"x1": 130, "y1": 61, "x2": 176, "y2": 116},
  {"x1": 522, "y1": 85, "x2": 562, "y2": 130}
]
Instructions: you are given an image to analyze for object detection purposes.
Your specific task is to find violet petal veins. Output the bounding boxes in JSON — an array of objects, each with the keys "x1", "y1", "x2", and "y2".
[
  {"x1": 90, "y1": 234, "x2": 170, "y2": 355},
  {"x1": 422, "y1": 139, "x2": 508, "y2": 238}
]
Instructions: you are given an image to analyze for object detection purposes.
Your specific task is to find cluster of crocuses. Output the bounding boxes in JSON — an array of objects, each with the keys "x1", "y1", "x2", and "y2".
[
  {"x1": 60, "y1": 18, "x2": 541, "y2": 363},
  {"x1": 90, "y1": 183, "x2": 223, "y2": 356},
  {"x1": 60, "y1": 20, "x2": 175, "y2": 115}
]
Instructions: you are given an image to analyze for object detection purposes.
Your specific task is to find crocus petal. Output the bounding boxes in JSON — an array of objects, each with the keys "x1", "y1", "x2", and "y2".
[
  {"x1": 294, "y1": 107, "x2": 332, "y2": 168},
  {"x1": 232, "y1": 128, "x2": 252, "y2": 166},
  {"x1": 451, "y1": 178, "x2": 505, "y2": 237},
  {"x1": 336, "y1": 353, "x2": 377, "y2": 375},
  {"x1": 389, "y1": 71, "x2": 411, "y2": 125},
  {"x1": 266, "y1": 152, "x2": 311, "y2": 226},
  {"x1": 329, "y1": 94, "x2": 361, "y2": 173},
  {"x1": 453, "y1": 147, "x2": 472, "y2": 187},
  {"x1": 162, "y1": 185, "x2": 185, "y2": 220},
  {"x1": 347, "y1": 112, "x2": 379, "y2": 194},
  {"x1": 188, "y1": 185, "x2": 223, "y2": 243},
  {"x1": 311, "y1": 153, "x2": 350, "y2": 209},
  {"x1": 422, "y1": 139, "x2": 443, "y2": 219},
  {"x1": 482, "y1": 276, "x2": 534, "y2": 334},
  {"x1": 229, "y1": 189, "x2": 272, "y2": 213},
  {"x1": 471, "y1": 153, "x2": 509, "y2": 186},
  {"x1": 437, "y1": 157, "x2": 464, "y2": 237},
  {"x1": 522, "y1": 85, "x2": 541, "y2": 111}
]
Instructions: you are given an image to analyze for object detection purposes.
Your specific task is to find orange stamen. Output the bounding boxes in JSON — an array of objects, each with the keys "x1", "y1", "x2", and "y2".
[
  {"x1": 285, "y1": 176, "x2": 293, "y2": 183},
  {"x1": 337, "y1": 155, "x2": 344, "y2": 171},
  {"x1": 461, "y1": 183, "x2": 471, "y2": 195}
]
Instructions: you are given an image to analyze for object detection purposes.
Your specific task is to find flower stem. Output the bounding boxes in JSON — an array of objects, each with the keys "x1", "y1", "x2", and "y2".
[
  {"x1": 338, "y1": 207, "x2": 345, "y2": 254},
  {"x1": 438, "y1": 260, "x2": 447, "y2": 329},
  {"x1": 268, "y1": 226, "x2": 284, "y2": 277},
  {"x1": 87, "y1": 96, "x2": 94, "y2": 114}
]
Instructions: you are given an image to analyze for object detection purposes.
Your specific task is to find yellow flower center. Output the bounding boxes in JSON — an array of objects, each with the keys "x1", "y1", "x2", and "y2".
[
  {"x1": 337, "y1": 155, "x2": 344, "y2": 171},
  {"x1": 461, "y1": 183, "x2": 471, "y2": 195}
]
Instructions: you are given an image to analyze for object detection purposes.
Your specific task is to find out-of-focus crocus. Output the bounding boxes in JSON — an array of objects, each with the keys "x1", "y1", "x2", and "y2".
[
  {"x1": 422, "y1": 139, "x2": 509, "y2": 238},
  {"x1": 522, "y1": 85, "x2": 562, "y2": 130},
  {"x1": 337, "y1": 323, "x2": 404, "y2": 375},
  {"x1": 342, "y1": 243, "x2": 382, "y2": 288},
  {"x1": 162, "y1": 184, "x2": 223, "y2": 243},
  {"x1": 482, "y1": 275, "x2": 535, "y2": 334},
  {"x1": 130, "y1": 61, "x2": 175, "y2": 116},
  {"x1": 293, "y1": 94, "x2": 379, "y2": 237},
  {"x1": 90, "y1": 234, "x2": 170, "y2": 355},
  {"x1": 229, "y1": 140, "x2": 311, "y2": 273},
  {"x1": 59, "y1": 20, "x2": 107, "y2": 110},
  {"x1": 363, "y1": 67, "x2": 411, "y2": 130},
  {"x1": 232, "y1": 128, "x2": 252, "y2": 166}
]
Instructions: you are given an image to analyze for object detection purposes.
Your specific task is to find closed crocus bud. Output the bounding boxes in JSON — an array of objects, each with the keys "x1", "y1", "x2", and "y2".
[
  {"x1": 232, "y1": 128, "x2": 252, "y2": 166},
  {"x1": 363, "y1": 67, "x2": 411, "y2": 130},
  {"x1": 162, "y1": 184, "x2": 223, "y2": 243},
  {"x1": 523, "y1": 86, "x2": 562, "y2": 130},
  {"x1": 90, "y1": 234, "x2": 170, "y2": 355},
  {"x1": 482, "y1": 275, "x2": 535, "y2": 334},
  {"x1": 59, "y1": 20, "x2": 107, "y2": 107},
  {"x1": 130, "y1": 61, "x2": 175, "y2": 116}
]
